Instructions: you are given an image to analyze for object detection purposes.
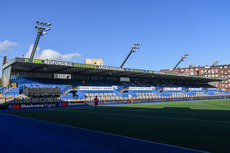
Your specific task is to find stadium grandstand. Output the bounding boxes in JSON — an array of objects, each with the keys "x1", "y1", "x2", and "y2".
[{"x1": 1, "y1": 57, "x2": 230, "y2": 109}]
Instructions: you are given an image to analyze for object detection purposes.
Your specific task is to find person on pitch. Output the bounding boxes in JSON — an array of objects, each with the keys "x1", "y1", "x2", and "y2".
[{"x1": 93, "y1": 95, "x2": 99, "y2": 109}]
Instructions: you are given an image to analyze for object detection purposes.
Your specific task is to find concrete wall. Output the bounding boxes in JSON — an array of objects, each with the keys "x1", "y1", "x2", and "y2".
[{"x1": 2, "y1": 66, "x2": 11, "y2": 87}]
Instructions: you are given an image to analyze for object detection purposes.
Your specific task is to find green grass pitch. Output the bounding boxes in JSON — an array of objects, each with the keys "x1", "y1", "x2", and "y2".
[{"x1": 3, "y1": 99, "x2": 230, "y2": 153}]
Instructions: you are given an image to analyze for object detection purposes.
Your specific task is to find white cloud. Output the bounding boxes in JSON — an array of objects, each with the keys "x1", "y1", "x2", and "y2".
[
  {"x1": 38, "y1": 49, "x2": 81, "y2": 61},
  {"x1": 25, "y1": 44, "x2": 40, "y2": 58},
  {"x1": 25, "y1": 45, "x2": 81, "y2": 61},
  {"x1": 0, "y1": 40, "x2": 17, "y2": 51}
]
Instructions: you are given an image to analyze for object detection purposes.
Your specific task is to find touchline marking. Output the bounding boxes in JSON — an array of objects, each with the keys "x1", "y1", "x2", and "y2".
[
  {"x1": 0, "y1": 112, "x2": 208, "y2": 153},
  {"x1": 47, "y1": 109, "x2": 230, "y2": 124}
]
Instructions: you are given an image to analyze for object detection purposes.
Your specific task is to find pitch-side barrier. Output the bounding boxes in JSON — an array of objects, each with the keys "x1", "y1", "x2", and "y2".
[{"x1": 0, "y1": 94, "x2": 230, "y2": 110}]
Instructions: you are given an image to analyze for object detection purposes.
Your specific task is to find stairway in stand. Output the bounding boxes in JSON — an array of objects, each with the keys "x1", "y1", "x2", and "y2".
[
  {"x1": 63, "y1": 80, "x2": 76, "y2": 95},
  {"x1": 0, "y1": 87, "x2": 14, "y2": 96}
]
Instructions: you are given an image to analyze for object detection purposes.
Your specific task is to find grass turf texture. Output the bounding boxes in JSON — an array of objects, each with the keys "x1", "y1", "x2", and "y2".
[{"x1": 3, "y1": 99, "x2": 230, "y2": 153}]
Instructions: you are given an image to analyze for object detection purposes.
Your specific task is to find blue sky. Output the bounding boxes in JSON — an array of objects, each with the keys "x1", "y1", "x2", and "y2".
[{"x1": 0, "y1": 0, "x2": 230, "y2": 71}]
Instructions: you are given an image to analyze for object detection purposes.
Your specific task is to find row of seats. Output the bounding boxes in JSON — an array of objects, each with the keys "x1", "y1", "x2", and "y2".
[
  {"x1": 80, "y1": 91, "x2": 209, "y2": 101},
  {"x1": 135, "y1": 92, "x2": 159, "y2": 99},
  {"x1": 171, "y1": 92, "x2": 188, "y2": 98},
  {"x1": 11, "y1": 77, "x2": 214, "y2": 89},
  {"x1": 213, "y1": 91, "x2": 228, "y2": 95},
  {"x1": 7, "y1": 77, "x2": 228, "y2": 100},
  {"x1": 196, "y1": 92, "x2": 208, "y2": 96},
  {"x1": 84, "y1": 93, "x2": 125, "y2": 101},
  {"x1": 134, "y1": 92, "x2": 199, "y2": 100}
]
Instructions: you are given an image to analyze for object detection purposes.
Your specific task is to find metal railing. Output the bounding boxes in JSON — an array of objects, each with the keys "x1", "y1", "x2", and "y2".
[
  {"x1": 61, "y1": 86, "x2": 73, "y2": 94},
  {"x1": 0, "y1": 86, "x2": 9, "y2": 94}
]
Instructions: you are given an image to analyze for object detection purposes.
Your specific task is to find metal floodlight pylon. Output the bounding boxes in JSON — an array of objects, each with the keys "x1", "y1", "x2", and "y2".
[
  {"x1": 120, "y1": 42, "x2": 141, "y2": 68},
  {"x1": 202, "y1": 61, "x2": 219, "y2": 76},
  {"x1": 171, "y1": 53, "x2": 189, "y2": 72},
  {"x1": 30, "y1": 20, "x2": 52, "y2": 59}
]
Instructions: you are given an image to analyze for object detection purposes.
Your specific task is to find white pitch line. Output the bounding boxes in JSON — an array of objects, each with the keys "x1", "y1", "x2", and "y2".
[{"x1": 47, "y1": 109, "x2": 230, "y2": 124}]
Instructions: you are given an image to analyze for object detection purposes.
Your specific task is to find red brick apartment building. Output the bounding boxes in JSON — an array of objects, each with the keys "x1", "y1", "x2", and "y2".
[{"x1": 160, "y1": 64, "x2": 230, "y2": 91}]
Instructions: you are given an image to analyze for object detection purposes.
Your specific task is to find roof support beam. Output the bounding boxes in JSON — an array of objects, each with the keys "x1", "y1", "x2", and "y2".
[
  {"x1": 111, "y1": 72, "x2": 134, "y2": 77},
  {"x1": 89, "y1": 70, "x2": 112, "y2": 76},
  {"x1": 118, "y1": 73, "x2": 148, "y2": 78},
  {"x1": 30, "y1": 65, "x2": 47, "y2": 72},
  {"x1": 73, "y1": 69, "x2": 94, "y2": 74},
  {"x1": 130, "y1": 74, "x2": 153, "y2": 79},
  {"x1": 52, "y1": 67, "x2": 72, "y2": 73}
]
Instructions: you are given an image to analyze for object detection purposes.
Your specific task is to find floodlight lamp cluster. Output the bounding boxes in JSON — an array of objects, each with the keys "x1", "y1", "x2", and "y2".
[
  {"x1": 36, "y1": 20, "x2": 51, "y2": 26},
  {"x1": 182, "y1": 54, "x2": 189, "y2": 61},
  {"x1": 132, "y1": 42, "x2": 142, "y2": 52},
  {"x1": 35, "y1": 20, "x2": 51, "y2": 35},
  {"x1": 213, "y1": 61, "x2": 219, "y2": 66},
  {"x1": 120, "y1": 42, "x2": 142, "y2": 68}
]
